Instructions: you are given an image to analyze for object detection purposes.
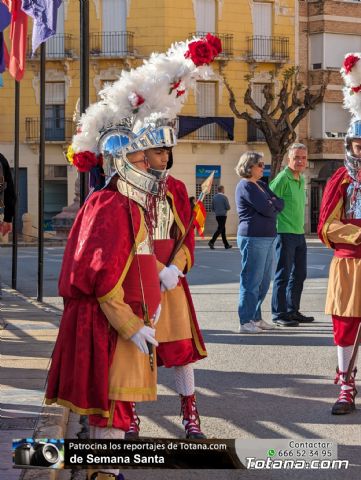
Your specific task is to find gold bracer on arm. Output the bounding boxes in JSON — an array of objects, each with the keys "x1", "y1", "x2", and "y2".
[
  {"x1": 99, "y1": 287, "x2": 144, "y2": 339},
  {"x1": 171, "y1": 245, "x2": 188, "y2": 272},
  {"x1": 327, "y1": 220, "x2": 361, "y2": 245}
]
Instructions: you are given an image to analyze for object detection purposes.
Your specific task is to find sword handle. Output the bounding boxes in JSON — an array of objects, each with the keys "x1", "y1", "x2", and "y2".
[{"x1": 142, "y1": 303, "x2": 154, "y2": 371}]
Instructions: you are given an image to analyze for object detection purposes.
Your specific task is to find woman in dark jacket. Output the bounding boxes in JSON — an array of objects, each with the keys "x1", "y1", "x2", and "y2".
[{"x1": 235, "y1": 152, "x2": 284, "y2": 334}]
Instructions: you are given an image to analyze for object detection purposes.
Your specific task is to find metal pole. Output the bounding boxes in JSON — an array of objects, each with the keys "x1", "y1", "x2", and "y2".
[
  {"x1": 37, "y1": 42, "x2": 46, "y2": 302},
  {"x1": 11, "y1": 81, "x2": 20, "y2": 289},
  {"x1": 79, "y1": 0, "x2": 89, "y2": 206}
]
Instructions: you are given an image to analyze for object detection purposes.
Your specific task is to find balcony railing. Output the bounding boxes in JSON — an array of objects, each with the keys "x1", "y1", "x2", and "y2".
[
  {"x1": 25, "y1": 117, "x2": 74, "y2": 143},
  {"x1": 27, "y1": 34, "x2": 74, "y2": 59},
  {"x1": 247, "y1": 121, "x2": 266, "y2": 142},
  {"x1": 189, "y1": 32, "x2": 233, "y2": 57},
  {"x1": 246, "y1": 36, "x2": 289, "y2": 62},
  {"x1": 180, "y1": 123, "x2": 229, "y2": 141},
  {"x1": 90, "y1": 31, "x2": 135, "y2": 57}
]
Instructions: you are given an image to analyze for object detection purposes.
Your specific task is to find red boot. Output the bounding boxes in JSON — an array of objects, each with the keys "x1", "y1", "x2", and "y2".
[
  {"x1": 124, "y1": 402, "x2": 140, "y2": 439},
  {"x1": 332, "y1": 367, "x2": 357, "y2": 415},
  {"x1": 180, "y1": 394, "x2": 206, "y2": 439}
]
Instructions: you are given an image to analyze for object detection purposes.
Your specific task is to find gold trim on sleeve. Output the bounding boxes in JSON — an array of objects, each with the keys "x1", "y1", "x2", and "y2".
[
  {"x1": 167, "y1": 191, "x2": 185, "y2": 236},
  {"x1": 322, "y1": 178, "x2": 349, "y2": 248}
]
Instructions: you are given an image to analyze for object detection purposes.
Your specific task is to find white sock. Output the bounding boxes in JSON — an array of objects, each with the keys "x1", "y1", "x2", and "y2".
[
  {"x1": 337, "y1": 346, "x2": 357, "y2": 402},
  {"x1": 337, "y1": 345, "x2": 353, "y2": 373},
  {"x1": 174, "y1": 364, "x2": 195, "y2": 396},
  {"x1": 89, "y1": 425, "x2": 124, "y2": 475}
]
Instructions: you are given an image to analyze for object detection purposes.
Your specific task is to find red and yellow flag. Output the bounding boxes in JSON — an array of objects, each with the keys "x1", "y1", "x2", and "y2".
[{"x1": 193, "y1": 200, "x2": 207, "y2": 238}]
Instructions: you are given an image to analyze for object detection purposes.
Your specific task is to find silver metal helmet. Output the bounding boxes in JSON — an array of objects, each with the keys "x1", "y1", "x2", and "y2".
[
  {"x1": 345, "y1": 120, "x2": 361, "y2": 173},
  {"x1": 97, "y1": 117, "x2": 176, "y2": 196}
]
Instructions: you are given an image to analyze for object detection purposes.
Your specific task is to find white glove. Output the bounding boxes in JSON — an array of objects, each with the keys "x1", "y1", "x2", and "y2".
[
  {"x1": 152, "y1": 304, "x2": 162, "y2": 325},
  {"x1": 130, "y1": 326, "x2": 158, "y2": 354},
  {"x1": 159, "y1": 265, "x2": 184, "y2": 292}
]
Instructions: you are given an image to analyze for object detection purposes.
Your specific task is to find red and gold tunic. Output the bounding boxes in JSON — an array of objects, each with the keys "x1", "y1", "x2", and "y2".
[
  {"x1": 154, "y1": 175, "x2": 207, "y2": 367},
  {"x1": 45, "y1": 187, "x2": 161, "y2": 427},
  {"x1": 318, "y1": 166, "x2": 361, "y2": 346}
]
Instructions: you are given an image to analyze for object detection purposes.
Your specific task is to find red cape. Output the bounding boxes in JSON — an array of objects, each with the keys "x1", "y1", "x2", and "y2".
[
  {"x1": 317, "y1": 166, "x2": 351, "y2": 248},
  {"x1": 46, "y1": 189, "x2": 159, "y2": 417}
]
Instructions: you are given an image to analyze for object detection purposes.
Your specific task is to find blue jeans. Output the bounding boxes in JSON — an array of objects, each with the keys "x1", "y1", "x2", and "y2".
[
  {"x1": 271, "y1": 233, "x2": 307, "y2": 320},
  {"x1": 237, "y1": 236, "x2": 276, "y2": 325}
]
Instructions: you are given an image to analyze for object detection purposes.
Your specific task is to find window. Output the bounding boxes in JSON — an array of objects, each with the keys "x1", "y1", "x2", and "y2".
[
  {"x1": 309, "y1": 103, "x2": 350, "y2": 138},
  {"x1": 102, "y1": 0, "x2": 127, "y2": 55},
  {"x1": 252, "y1": 1, "x2": 272, "y2": 58},
  {"x1": 194, "y1": 0, "x2": 216, "y2": 32},
  {"x1": 248, "y1": 84, "x2": 266, "y2": 141},
  {"x1": 324, "y1": 103, "x2": 350, "y2": 137},
  {"x1": 196, "y1": 81, "x2": 217, "y2": 139},
  {"x1": 46, "y1": 2, "x2": 65, "y2": 57},
  {"x1": 310, "y1": 33, "x2": 361, "y2": 70},
  {"x1": 45, "y1": 82, "x2": 65, "y2": 141},
  {"x1": 309, "y1": 34, "x2": 323, "y2": 70},
  {"x1": 309, "y1": 104, "x2": 323, "y2": 139}
]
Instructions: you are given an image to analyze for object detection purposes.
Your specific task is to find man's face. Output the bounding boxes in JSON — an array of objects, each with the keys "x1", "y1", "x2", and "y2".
[
  {"x1": 126, "y1": 151, "x2": 148, "y2": 172},
  {"x1": 288, "y1": 148, "x2": 307, "y2": 173},
  {"x1": 145, "y1": 148, "x2": 170, "y2": 171},
  {"x1": 351, "y1": 140, "x2": 361, "y2": 158}
]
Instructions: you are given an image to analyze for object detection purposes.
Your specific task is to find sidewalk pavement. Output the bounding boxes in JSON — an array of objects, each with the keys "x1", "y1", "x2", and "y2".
[
  {"x1": 1, "y1": 273, "x2": 360, "y2": 480},
  {"x1": 0, "y1": 287, "x2": 68, "y2": 480}
]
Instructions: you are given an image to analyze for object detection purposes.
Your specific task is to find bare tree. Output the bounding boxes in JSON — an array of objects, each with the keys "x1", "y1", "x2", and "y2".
[{"x1": 222, "y1": 67, "x2": 328, "y2": 178}]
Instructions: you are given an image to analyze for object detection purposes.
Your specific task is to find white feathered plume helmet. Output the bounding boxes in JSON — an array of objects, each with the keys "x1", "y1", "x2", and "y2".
[
  {"x1": 66, "y1": 34, "x2": 222, "y2": 172},
  {"x1": 340, "y1": 53, "x2": 361, "y2": 118}
]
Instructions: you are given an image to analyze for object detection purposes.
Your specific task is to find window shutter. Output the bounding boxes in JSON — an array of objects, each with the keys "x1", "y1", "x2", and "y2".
[{"x1": 45, "y1": 83, "x2": 65, "y2": 105}]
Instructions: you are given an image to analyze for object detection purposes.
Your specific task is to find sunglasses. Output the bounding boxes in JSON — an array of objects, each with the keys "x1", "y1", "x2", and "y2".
[{"x1": 255, "y1": 161, "x2": 265, "y2": 168}]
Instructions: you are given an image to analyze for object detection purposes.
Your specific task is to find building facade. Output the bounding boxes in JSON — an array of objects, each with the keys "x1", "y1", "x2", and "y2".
[
  {"x1": 298, "y1": 0, "x2": 361, "y2": 233},
  {"x1": 0, "y1": 0, "x2": 296, "y2": 236}
]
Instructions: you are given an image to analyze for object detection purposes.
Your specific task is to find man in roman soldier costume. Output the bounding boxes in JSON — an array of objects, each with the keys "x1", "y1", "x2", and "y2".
[
  {"x1": 45, "y1": 35, "x2": 221, "y2": 479},
  {"x1": 125, "y1": 143, "x2": 208, "y2": 440},
  {"x1": 318, "y1": 52, "x2": 361, "y2": 415}
]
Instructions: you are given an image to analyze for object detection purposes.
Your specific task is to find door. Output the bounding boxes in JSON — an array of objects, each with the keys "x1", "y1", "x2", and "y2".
[
  {"x1": 194, "y1": 0, "x2": 216, "y2": 33},
  {"x1": 44, "y1": 181, "x2": 67, "y2": 231},
  {"x1": 253, "y1": 2, "x2": 272, "y2": 59},
  {"x1": 310, "y1": 181, "x2": 326, "y2": 233},
  {"x1": 45, "y1": 83, "x2": 65, "y2": 141},
  {"x1": 102, "y1": 0, "x2": 127, "y2": 55},
  {"x1": 47, "y1": 1, "x2": 65, "y2": 57}
]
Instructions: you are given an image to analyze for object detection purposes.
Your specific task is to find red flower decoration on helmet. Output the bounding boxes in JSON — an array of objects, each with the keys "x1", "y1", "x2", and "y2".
[
  {"x1": 73, "y1": 151, "x2": 100, "y2": 172},
  {"x1": 184, "y1": 34, "x2": 222, "y2": 66},
  {"x1": 343, "y1": 54, "x2": 360, "y2": 74},
  {"x1": 206, "y1": 33, "x2": 222, "y2": 56}
]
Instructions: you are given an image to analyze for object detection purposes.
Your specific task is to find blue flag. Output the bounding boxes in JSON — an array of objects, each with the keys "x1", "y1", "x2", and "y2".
[
  {"x1": 21, "y1": 0, "x2": 63, "y2": 54},
  {"x1": 0, "y1": 3, "x2": 11, "y2": 32}
]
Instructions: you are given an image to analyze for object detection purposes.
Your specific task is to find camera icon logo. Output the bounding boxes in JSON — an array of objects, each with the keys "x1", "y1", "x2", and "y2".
[{"x1": 13, "y1": 439, "x2": 63, "y2": 468}]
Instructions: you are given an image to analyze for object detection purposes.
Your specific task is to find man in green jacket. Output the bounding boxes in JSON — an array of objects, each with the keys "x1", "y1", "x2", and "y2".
[{"x1": 269, "y1": 143, "x2": 314, "y2": 327}]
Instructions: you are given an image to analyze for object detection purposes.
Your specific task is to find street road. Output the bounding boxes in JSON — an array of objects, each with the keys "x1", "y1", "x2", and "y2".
[
  {"x1": 2, "y1": 240, "x2": 361, "y2": 479},
  {"x1": 0, "y1": 241, "x2": 333, "y2": 303}
]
